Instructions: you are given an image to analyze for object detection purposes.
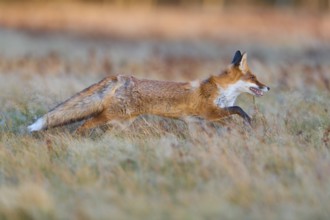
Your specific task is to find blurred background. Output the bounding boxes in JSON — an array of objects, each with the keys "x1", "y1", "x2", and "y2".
[
  {"x1": 0, "y1": 1, "x2": 330, "y2": 220},
  {"x1": 0, "y1": 0, "x2": 330, "y2": 9},
  {"x1": 0, "y1": 0, "x2": 329, "y2": 94}
]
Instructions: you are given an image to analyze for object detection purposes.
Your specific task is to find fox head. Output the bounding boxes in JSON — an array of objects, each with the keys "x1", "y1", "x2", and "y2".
[{"x1": 214, "y1": 50, "x2": 270, "y2": 97}]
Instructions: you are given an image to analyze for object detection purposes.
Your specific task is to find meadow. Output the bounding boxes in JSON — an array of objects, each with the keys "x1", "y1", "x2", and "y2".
[{"x1": 0, "y1": 4, "x2": 330, "y2": 220}]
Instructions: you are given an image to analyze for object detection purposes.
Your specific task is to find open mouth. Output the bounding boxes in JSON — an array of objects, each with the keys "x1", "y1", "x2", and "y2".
[{"x1": 249, "y1": 87, "x2": 264, "y2": 97}]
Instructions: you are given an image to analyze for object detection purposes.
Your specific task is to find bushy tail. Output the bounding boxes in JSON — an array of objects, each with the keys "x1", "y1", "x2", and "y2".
[{"x1": 28, "y1": 76, "x2": 118, "y2": 132}]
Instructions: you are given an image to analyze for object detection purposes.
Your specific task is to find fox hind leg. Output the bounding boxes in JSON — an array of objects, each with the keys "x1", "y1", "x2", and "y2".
[
  {"x1": 75, "y1": 113, "x2": 111, "y2": 135},
  {"x1": 75, "y1": 113, "x2": 136, "y2": 135}
]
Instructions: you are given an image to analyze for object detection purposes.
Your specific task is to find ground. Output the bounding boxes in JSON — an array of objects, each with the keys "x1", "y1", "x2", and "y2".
[{"x1": 0, "y1": 4, "x2": 330, "y2": 220}]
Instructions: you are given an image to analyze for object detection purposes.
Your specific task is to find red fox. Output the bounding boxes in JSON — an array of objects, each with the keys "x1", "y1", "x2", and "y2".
[{"x1": 28, "y1": 51, "x2": 269, "y2": 133}]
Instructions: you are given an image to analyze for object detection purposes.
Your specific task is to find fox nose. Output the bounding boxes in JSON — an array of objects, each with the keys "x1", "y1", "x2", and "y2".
[{"x1": 259, "y1": 86, "x2": 270, "y2": 91}]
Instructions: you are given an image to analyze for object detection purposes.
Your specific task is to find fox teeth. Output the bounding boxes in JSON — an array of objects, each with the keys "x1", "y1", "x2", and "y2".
[{"x1": 249, "y1": 87, "x2": 263, "y2": 96}]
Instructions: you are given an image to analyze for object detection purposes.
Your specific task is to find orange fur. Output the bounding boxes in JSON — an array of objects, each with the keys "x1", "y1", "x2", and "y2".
[{"x1": 28, "y1": 51, "x2": 269, "y2": 133}]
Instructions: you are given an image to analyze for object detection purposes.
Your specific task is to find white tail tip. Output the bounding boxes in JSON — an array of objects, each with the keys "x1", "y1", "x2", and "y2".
[{"x1": 28, "y1": 118, "x2": 45, "y2": 132}]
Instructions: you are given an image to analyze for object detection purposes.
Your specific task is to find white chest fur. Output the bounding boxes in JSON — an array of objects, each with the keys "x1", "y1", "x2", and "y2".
[{"x1": 214, "y1": 81, "x2": 244, "y2": 108}]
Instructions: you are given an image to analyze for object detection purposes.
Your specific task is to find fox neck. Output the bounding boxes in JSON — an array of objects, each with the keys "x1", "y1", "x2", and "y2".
[{"x1": 214, "y1": 81, "x2": 244, "y2": 108}]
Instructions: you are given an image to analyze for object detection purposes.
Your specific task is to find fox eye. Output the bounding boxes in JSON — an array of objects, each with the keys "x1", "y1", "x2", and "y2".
[{"x1": 250, "y1": 76, "x2": 255, "y2": 80}]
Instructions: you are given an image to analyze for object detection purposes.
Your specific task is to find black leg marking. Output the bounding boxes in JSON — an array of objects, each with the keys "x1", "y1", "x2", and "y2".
[{"x1": 224, "y1": 106, "x2": 251, "y2": 125}]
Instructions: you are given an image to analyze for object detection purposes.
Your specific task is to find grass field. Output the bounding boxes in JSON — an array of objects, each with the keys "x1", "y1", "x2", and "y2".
[{"x1": 0, "y1": 4, "x2": 330, "y2": 220}]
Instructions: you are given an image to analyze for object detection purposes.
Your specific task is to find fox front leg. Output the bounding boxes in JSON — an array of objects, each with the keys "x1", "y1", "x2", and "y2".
[
  {"x1": 223, "y1": 106, "x2": 251, "y2": 126},
  {"x1": 205, "y1": 106, "x2": 251, "y2": 126}
]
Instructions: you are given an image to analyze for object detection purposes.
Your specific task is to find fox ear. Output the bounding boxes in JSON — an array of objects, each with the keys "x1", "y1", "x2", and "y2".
[
  {"x1": 231, "y1": 50, "x2": 242, "y2": 66},
  {"x1": 239, "y1": 52, "x2": 248, "y2": 74}
]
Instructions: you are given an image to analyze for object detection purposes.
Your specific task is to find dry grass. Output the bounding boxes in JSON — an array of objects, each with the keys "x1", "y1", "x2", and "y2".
[
  {"x1": 1, "y1": 47, "x2": 329, "y2": 220},
  {"x1": 1, "y1": 5, "x2": 330, "y2": 220}
]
